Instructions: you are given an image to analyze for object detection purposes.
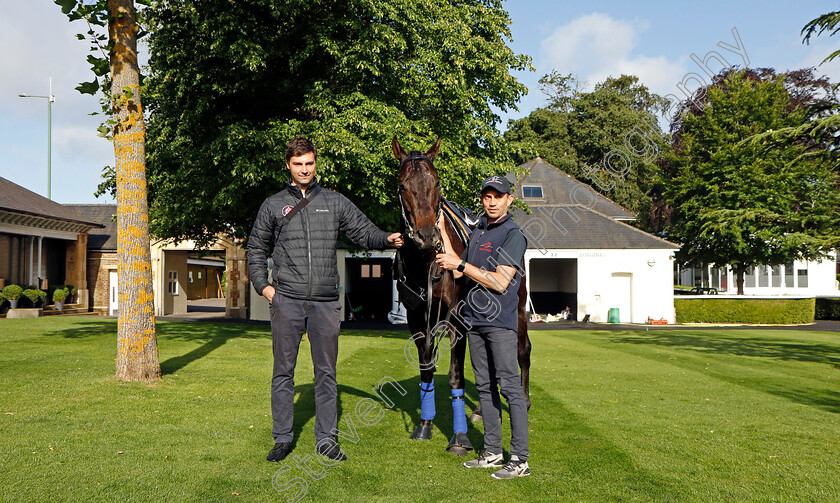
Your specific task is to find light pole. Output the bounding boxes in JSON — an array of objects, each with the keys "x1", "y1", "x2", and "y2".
[{"x1": 19, "y1": 77, "x2": 55, "y2": 200}]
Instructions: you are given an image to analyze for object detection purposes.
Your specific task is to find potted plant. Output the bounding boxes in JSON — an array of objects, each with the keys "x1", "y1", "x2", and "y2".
[
  {"x1": 2, "y1": 285, "x2": 23, "y2": 309},
  {"x1": 22, "y1": 289, "x2": 43, "y2": 308},
  {"x1": 65, "y1": 284, "x2": 77, "y2": 304},
  {"x1": 53, "y1": 287, "x2": 67, "y2": 311}
]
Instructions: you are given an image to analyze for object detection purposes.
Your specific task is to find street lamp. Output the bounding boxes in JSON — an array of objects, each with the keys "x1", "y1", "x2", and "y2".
[{"x1": 19, "y1": 77, "x2": 55, "y2": 200}]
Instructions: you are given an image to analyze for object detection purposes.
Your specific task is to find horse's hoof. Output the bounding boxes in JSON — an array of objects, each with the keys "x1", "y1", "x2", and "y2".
[
  {"x1": 410, "y1": 424, "x2": 432, "y2": 440},
  {"x1": 469, "y1": 411, "x2": 482, "y2": 423},
  {"x1": 446, "y1": 432, "x2": 473, "y2": 456}
]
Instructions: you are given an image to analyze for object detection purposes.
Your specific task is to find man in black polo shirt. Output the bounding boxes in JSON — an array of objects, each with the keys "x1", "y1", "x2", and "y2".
[{"x1": 435, "y1": 175, "x2": 530, "y2": 479}]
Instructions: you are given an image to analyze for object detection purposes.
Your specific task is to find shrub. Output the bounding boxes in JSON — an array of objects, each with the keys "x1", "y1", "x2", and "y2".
[
  {"x1": 2, "y1": 284, "x2": 23, "y2": 301},
  {"x1": 53, "y1": 288, "x2": 67, "y2": 303},
  {"x1": 675, "y1": 298, "x2": 815, "y2": 324},
  {"x1": 815, "y1": 298, "x2": 840, "y2": 320},
  {"x1": 22, "y1": 289, "x2": 45, "y2": 307}
]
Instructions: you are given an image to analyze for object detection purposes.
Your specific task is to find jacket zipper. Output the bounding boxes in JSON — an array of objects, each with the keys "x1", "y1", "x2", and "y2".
[{"x1": 303, "y1": 193, "x2": 313, "y2": 299}]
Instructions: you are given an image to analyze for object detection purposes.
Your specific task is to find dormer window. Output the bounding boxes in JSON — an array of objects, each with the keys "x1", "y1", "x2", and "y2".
[{"x1": 522, "y1": 185, "x2": 543, "y2": 198}]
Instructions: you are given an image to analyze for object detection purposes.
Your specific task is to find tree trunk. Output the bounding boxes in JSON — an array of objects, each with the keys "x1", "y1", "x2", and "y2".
[
  {"x1": 733, "y1": 265, "x2": 745, "y2": 295},
  {"x1": 110, "y1": 0, "x2": 160, "y2": 381}
]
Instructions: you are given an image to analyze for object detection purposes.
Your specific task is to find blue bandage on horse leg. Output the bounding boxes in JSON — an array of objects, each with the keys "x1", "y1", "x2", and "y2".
[
  {"x1": 451, "y1": 389, "x2": 467, "y2": 433},
  {"x1": 420, "y1": 381, "x2": 435, "y2": 421}
]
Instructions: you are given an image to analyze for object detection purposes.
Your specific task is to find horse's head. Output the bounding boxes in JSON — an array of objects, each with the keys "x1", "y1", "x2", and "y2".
[{"x1": 393, "y1": 137, "x2": 443, "y2": 253}]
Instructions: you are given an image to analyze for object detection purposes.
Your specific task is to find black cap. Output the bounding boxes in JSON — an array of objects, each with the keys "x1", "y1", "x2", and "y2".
[{"x1": 480, "y1": 175, "x2": 511, "y2": 195}]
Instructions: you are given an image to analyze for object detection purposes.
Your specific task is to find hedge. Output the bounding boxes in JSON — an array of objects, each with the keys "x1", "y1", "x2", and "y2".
[
  {"x1": 815, "y1": 298, "x2": 840, "y2": 320},
  {"x1": 675, "y1": 298, "x2": 815, "y2": 324}
]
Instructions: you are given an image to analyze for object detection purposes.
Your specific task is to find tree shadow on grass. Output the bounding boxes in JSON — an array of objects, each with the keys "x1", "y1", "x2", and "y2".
[
  {"x1": 41, "y1": 319, "x2": 118, "y2": 338},
  {"x1": 157, "y1": 322, "x2": 268, "y2": 375},
  {"x1": 610, "y1": 331, "x2": 840, "y2": 414},
  {"x1": 41, "y1": 319, "x2": 270, "y2": 375},
  {"x1": 610, "y1": 331, "x2": 840, "y2": 367}
]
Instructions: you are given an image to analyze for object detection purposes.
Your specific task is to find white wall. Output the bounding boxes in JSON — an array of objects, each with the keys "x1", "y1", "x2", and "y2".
[{"x1": 525, "y1": 248, "x2": 676, "y2": 323}]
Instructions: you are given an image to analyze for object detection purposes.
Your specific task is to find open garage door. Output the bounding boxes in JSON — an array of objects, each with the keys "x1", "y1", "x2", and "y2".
[{"x1": 528, "y1": 258, "x2": 577, "y2": 317}]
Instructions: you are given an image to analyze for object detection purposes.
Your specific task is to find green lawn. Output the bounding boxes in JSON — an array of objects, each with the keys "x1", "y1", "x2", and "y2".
[{"x1": 1, "y1": 318, "x2": 839, "y2": 502}]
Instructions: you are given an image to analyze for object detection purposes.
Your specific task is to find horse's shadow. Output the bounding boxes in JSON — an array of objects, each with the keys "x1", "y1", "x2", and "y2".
[
  {"x1": 365, "y1": 374, "x2": 503, "y2": 451},
  {"x1": 288, "y1": 375, "x2": 499, "y2": 452}
]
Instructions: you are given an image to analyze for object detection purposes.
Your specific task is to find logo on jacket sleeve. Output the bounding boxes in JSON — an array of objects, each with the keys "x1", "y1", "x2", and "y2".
[
  {"x1": 479, "y1": 242, "x2": 492, "y2": 252},
  {"x1": 282, "y1": 205, "x2": 294, "y2": 216}
]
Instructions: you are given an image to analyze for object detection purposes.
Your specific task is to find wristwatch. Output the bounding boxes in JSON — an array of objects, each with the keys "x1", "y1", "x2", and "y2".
[{"x1": 457, "y1": 260, "x2": 466, "y2": 272}]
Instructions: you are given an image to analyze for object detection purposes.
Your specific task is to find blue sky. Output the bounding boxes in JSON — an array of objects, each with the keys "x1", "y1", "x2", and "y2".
[{"x1": 2, "y1": 1, "x2": 840, "y2": 204}]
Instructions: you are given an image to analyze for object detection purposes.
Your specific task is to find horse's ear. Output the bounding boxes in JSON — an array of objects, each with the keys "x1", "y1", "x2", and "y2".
[
  {"x1": 424, "y1": 136, "x2": 442, "y2": 161},
  {"x1": 392, "y1": 136, "x2": 408, "y2": 161}
]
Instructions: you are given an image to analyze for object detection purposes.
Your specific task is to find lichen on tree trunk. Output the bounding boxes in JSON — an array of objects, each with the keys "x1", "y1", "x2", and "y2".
[{"x1": 110, "y1": 0, "x2": 160, "y2": 381}]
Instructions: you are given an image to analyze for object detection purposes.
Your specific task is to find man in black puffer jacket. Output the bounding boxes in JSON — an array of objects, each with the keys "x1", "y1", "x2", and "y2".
[{"x1": 248, "y1": 137, "x2": 403, "y2": 463}]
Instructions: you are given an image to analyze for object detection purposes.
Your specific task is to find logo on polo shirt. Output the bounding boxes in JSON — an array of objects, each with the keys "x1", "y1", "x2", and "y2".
[
  {"x1": 282, "y1": 205, "x2": 294, "y2": 216},
  {"x1": 315, "y1": 208, "x2": 330, "y2": 212},
  {"x1": 479, "y1": 242, "x2": 492, "y2": 252}
]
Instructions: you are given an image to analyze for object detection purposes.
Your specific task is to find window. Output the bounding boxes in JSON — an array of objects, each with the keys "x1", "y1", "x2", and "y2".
[
  {"x1": 785, "y1": 262, "x2": 794, "y2": 288},
  {"x1": 758, "y1": 265, "x2": 769, "y2": 288},
  {"x1": 168, "y1": 271, "x2": 179, "y2": 295},
  {"x1": 188, "y1": 271, "x2": 193, "y2": 283},
  {"x1": 360, "y1": 263, "x2": 383, "y2": 279},
  {"x1": 771, "y1": 265, "x2": 781, "y2": 288},
  {"x1": 522, "y1": 185, "x2": 543, "y2": 198},
  {"x1": 797, "y1": 269, "x2": 808, "y2": 288},
  {"x1": 744, "y1": 266, "x2": 756, "y2": 288}
]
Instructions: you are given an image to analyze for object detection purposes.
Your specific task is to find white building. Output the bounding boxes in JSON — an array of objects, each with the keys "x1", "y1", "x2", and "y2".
[
  {"x1": 511, "y1": 158, "x2": 679, "y2": 323},
  {"x1": 676, "y1": 257, "x2": 839, "y2": 297}
]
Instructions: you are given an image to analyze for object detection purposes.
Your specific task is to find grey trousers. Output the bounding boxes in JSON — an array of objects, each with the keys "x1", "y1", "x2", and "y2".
[
  {"x1": 468, "y1": 326, "x2": 529, "y2": 460},
  {"x1": 270, "y1": 293, "x2": 342, "y2": 443}
]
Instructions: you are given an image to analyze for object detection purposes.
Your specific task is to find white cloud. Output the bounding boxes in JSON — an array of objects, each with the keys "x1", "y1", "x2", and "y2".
[
  {"x1": 795, "y1": 38, "x2": 840, "y2": 84},
  {"x1": 539, "y1": 12, "x2": 686, "y2": 97}
]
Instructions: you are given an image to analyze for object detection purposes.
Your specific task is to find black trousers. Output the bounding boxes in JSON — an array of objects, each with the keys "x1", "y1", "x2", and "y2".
[{"x1": 269, "y1": 293, "x2": 342, "y2": 443}]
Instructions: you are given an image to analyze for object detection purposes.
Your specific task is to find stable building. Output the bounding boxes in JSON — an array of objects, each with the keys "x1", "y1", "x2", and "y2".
[
  {"x1": 512, "y1": 158, "x2": 679, "y2": 323},
  {"x1": 0, "y1": 177, "x2": 102, "y2": 306},
  {"x1": 67, "y1": 204, "x2": 249, "y2": 318}
]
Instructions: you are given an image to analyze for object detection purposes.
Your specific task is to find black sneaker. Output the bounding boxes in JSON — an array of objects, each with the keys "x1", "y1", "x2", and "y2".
[
  {"x1": 266, "y1": 442, "x2": 293, "y2": 462},
  {"x1": 316, "y1": 438, "x2": 347, "y2": 461}
]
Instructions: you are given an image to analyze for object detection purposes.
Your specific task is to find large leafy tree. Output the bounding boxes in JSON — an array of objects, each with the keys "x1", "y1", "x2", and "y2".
[
  {"x1": 663, "y1": 68, "x2": 840, "y2": 294},
  {"x1": 142, "y1": 0, "x2": 531, "y2": 245},
  {"x1": 57, "y1": 0, "x2": 160, "y2": 381},
  {"x1": 505, "y1": 73, "x2": 669, "y2": 226}
]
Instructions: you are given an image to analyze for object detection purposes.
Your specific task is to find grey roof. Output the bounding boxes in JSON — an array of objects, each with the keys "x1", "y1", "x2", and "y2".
[
  {"x1": 0, "y1": 176, "x2": 102, "y2": 227},
  {"x1": 64, "y1": 204, "x2": 118, "y2": 250},
  {"x1": 511, "y1": 205, "x2": 679, "y2": 250},
  {"x1": 511, "y1": 158, "x2": 636, "y2": 220}
]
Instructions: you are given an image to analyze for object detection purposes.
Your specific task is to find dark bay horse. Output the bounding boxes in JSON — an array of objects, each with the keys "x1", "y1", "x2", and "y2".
[{"x1": 392, "y1": 137, "x2": 532, "y2": 456}]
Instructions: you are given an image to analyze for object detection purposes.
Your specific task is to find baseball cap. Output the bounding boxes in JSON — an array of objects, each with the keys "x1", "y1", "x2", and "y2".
[{"x1": 480, "y1": 175, "x2": 511, "y2": 195}]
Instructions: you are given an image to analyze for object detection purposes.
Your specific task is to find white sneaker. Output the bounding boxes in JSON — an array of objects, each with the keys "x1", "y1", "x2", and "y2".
[
  {"x1": 463, "y1": 450, "x2": 504, "y2": 468},
  {"x1": 491, "y1": 458, "x2": 531, "y2": 479}
]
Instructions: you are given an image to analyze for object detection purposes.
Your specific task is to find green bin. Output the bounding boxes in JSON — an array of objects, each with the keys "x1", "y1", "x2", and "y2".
[{"x1": 608, "y1": 308, "x2": 620, "y2": 323}]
